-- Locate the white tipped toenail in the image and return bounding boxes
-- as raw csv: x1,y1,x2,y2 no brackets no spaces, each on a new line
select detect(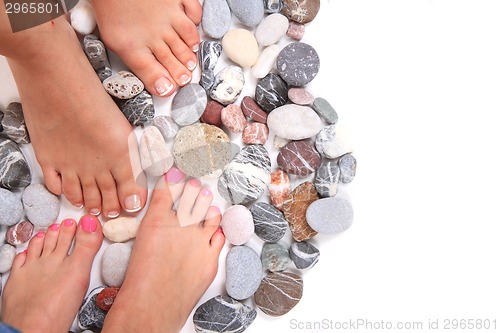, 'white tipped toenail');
89,208,100,216
180,74,191,85
154,77,174,96
75,203,84,209
192,44,199,52
108,211,120,219
187,60,197,71
125,195,142,213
